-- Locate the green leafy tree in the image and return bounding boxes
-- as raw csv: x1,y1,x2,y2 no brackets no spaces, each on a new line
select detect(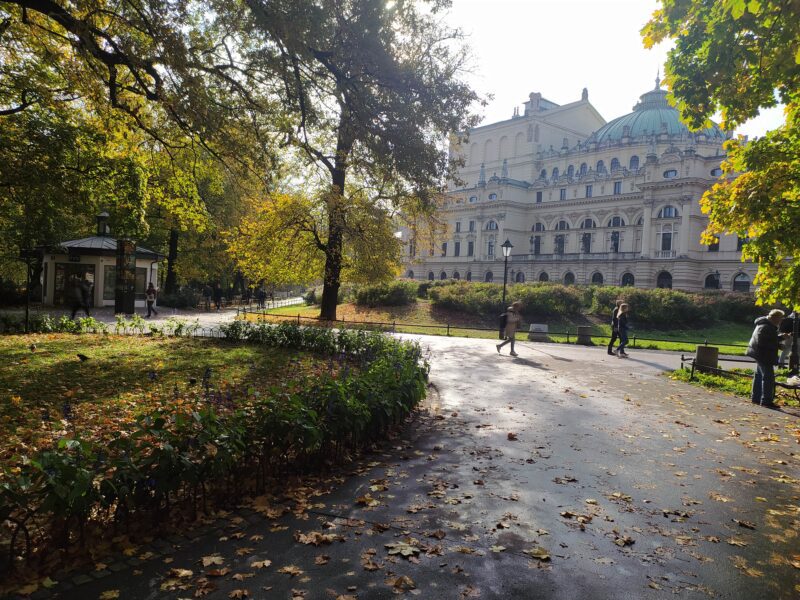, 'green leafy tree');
643,0,800,304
